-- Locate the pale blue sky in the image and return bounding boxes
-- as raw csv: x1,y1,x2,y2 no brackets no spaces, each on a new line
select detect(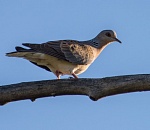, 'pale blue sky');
1,1,150,130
